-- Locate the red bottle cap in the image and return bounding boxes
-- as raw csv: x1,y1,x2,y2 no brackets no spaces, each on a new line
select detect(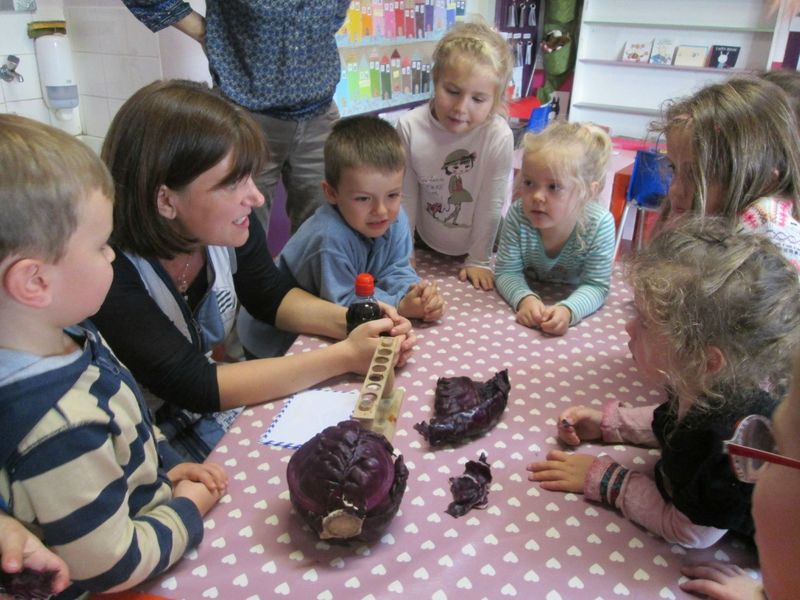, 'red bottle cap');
354,273,375,297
